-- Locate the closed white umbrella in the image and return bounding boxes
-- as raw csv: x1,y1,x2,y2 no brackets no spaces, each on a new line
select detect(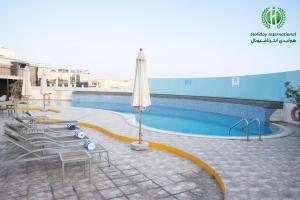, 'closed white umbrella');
40,71,48,111
131,48,151,149
40,71,47,95
22,66,32,110
21,66,32,97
